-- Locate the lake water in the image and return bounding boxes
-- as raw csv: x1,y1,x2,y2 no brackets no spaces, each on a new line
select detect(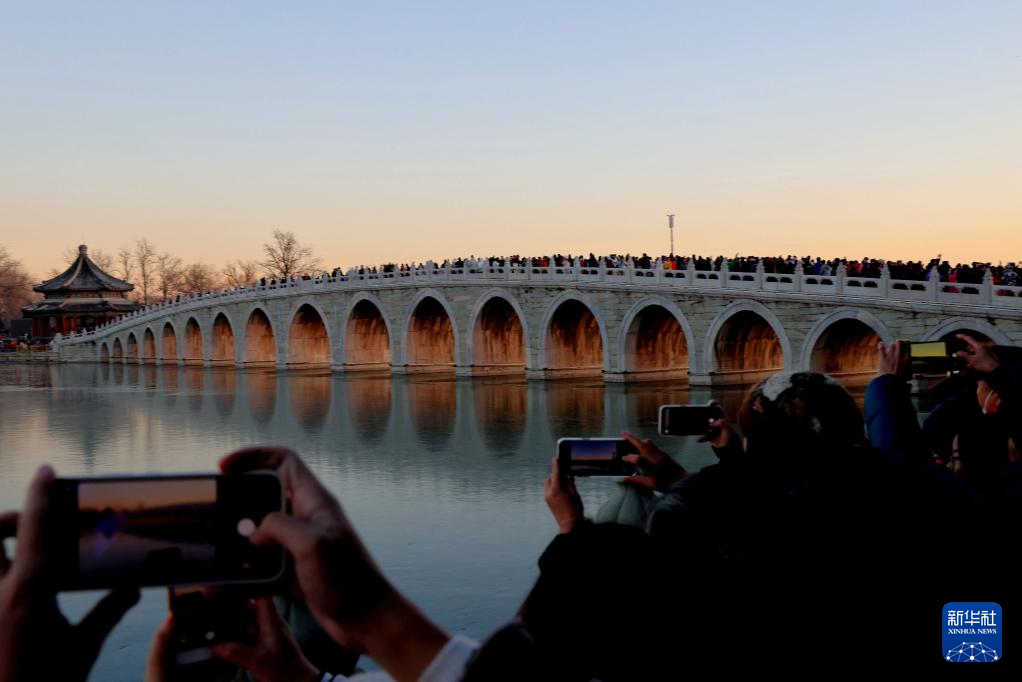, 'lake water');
0,363,807,679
